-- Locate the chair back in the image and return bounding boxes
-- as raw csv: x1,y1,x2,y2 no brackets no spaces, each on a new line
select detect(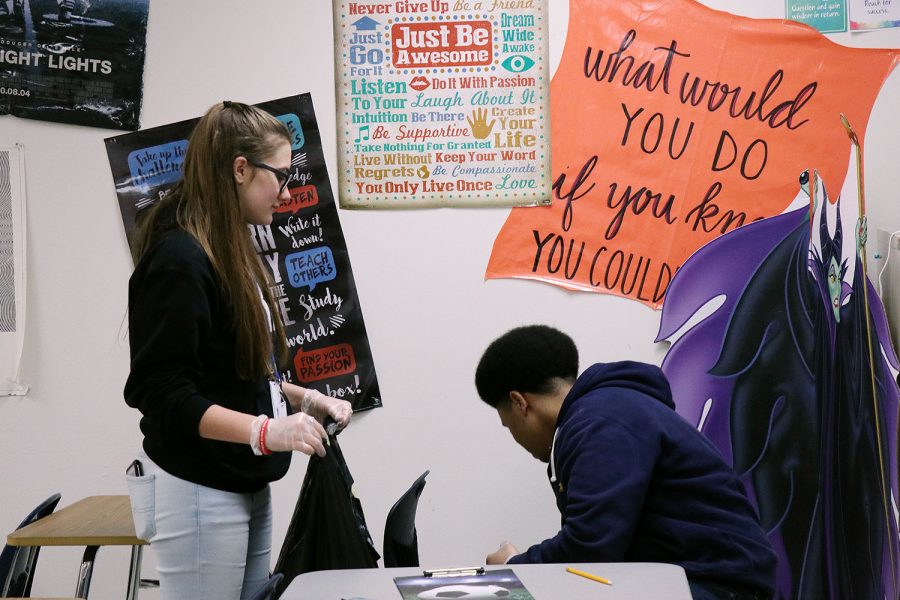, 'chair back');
248,572,284,600
383,470,429,568
0,493,62,596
